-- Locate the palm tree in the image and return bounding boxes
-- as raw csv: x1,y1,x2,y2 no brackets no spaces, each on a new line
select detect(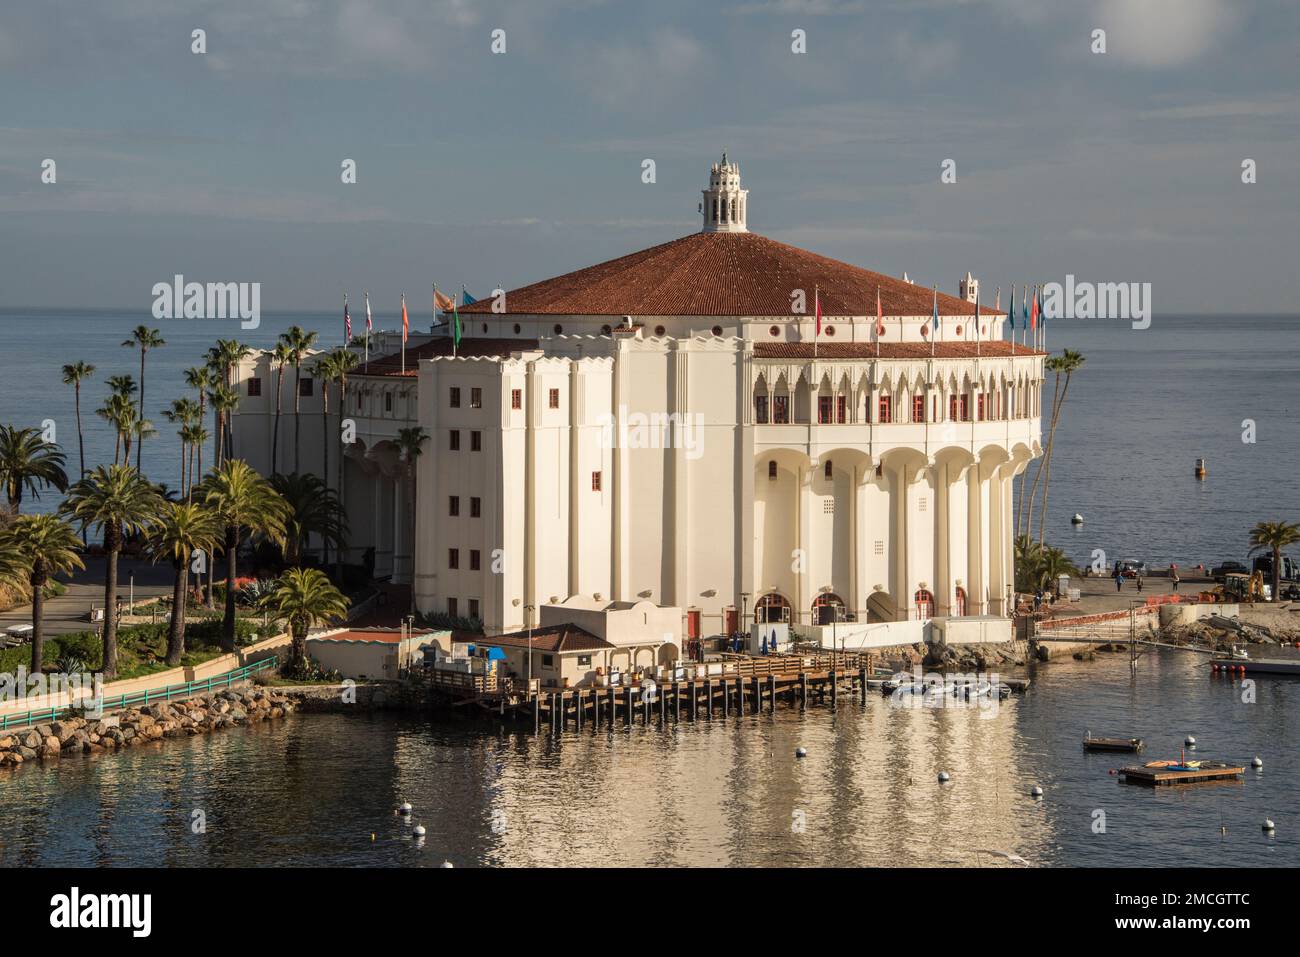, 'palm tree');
196,460,289,651
0,514,84,673
145,501,221,665
326,348,358,577
269,341,293,476
61,465,162,679
0,424,69,512
162,397,201,494
279,326,319,474
208,383,239,467
127,416,157,471
1021,349,1085,543
258,567,349,673
269,472,348,567
1248,521,1300,602
312,351,338,516
1036,546,1079,596
97,391,137,465
394,426,428,613
122,326,165,472
183,366,211,483
180,423,209,498
61,361,95,480
208,339,251,460
1013,534,1045,594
